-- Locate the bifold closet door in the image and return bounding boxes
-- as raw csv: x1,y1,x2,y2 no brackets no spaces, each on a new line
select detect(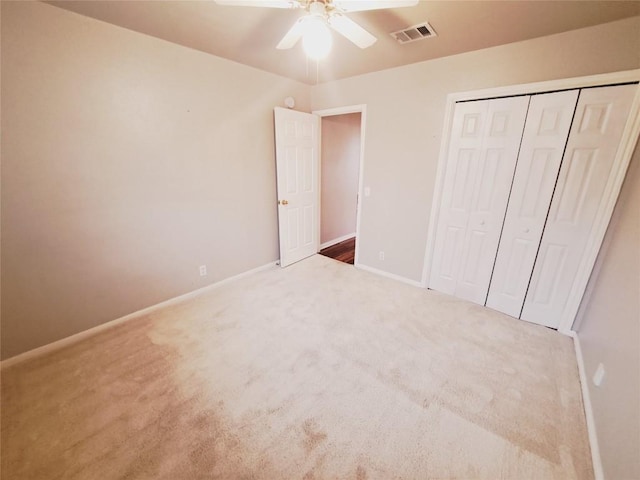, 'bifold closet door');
485,90,579,317
521,83,637,328
429,96,529,304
